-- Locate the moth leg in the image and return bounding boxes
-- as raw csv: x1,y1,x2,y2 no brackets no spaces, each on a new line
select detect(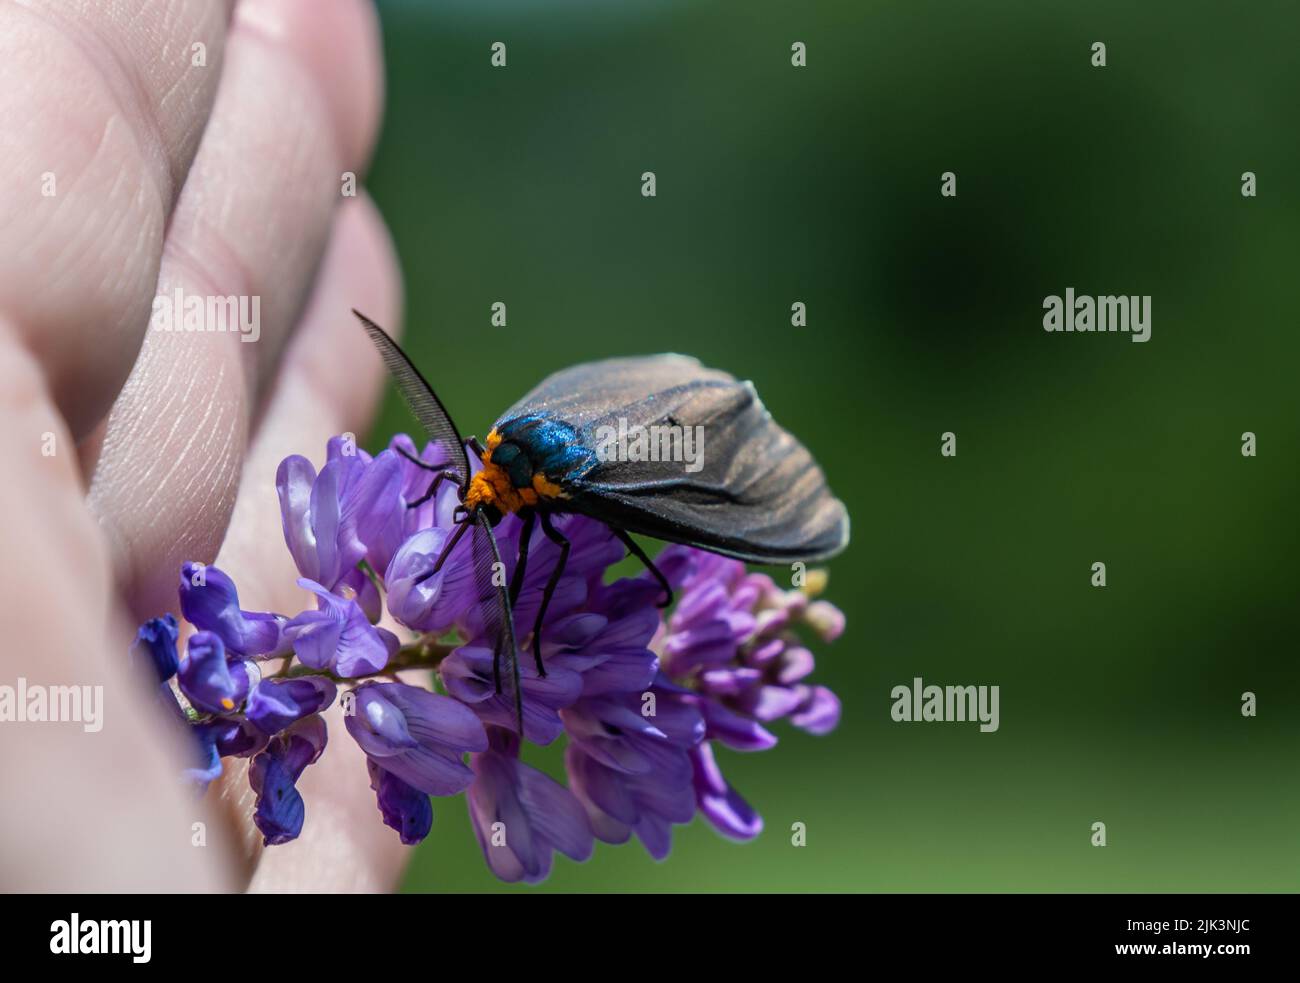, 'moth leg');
407,469,457,509
414,515,472,584
467,435,487,457
508,510,536,609
614,528,673,608
395,445,444,472
532,512,571,677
